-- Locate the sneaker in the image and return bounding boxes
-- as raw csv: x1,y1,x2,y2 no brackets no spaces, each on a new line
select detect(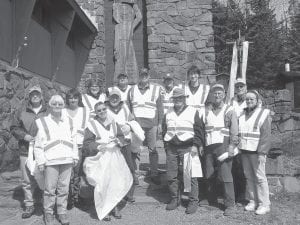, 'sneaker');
103,215,111,221
22,206,35,219
125,196,136,203
44,213,54,225
166,198,180,211
133,175,139,185
223,206,236,216
245,202,256,211
185,201,198,214
58,214,70,225
255,206,270,215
